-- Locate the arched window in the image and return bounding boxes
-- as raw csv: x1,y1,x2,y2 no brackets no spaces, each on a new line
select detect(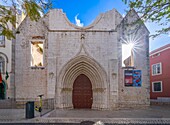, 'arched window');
0,56,5,73
0,25,5,47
